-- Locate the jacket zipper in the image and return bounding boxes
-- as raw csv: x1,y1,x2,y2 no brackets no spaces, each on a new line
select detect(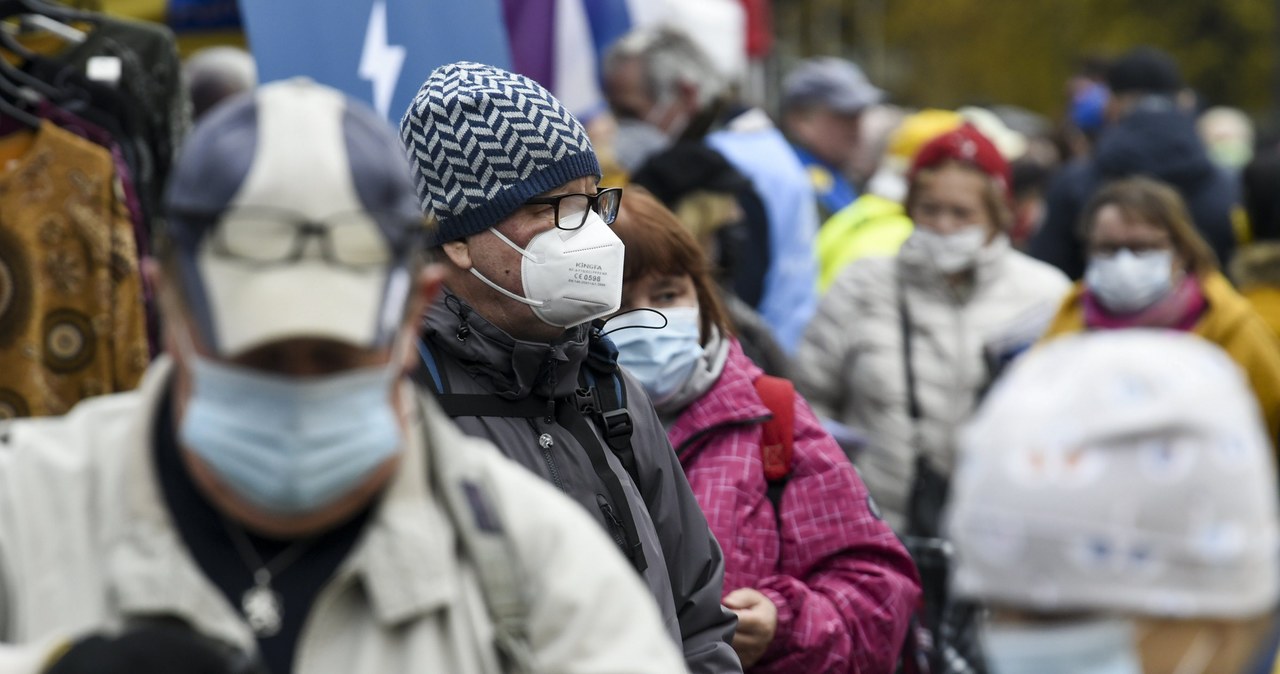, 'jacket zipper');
541,442,565,491
527,418,565,492
596,494,629,551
